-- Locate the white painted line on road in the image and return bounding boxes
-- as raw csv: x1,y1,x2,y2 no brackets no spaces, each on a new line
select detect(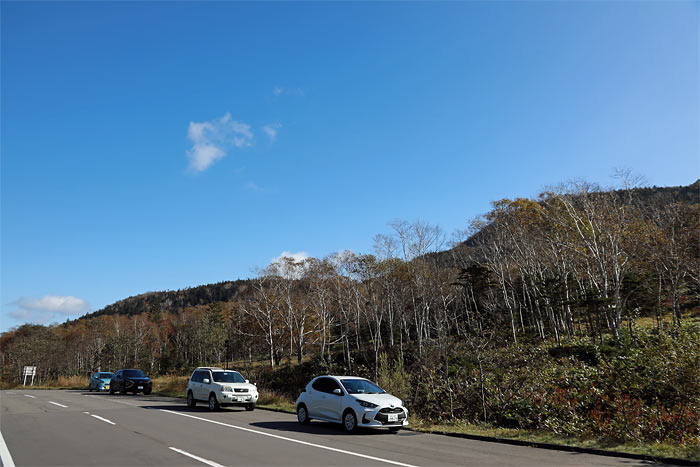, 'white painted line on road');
49,401,68,408
0,429,16,467
23,394,36,399
161,410,417,467
169,447,224,467
86,413,116,425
